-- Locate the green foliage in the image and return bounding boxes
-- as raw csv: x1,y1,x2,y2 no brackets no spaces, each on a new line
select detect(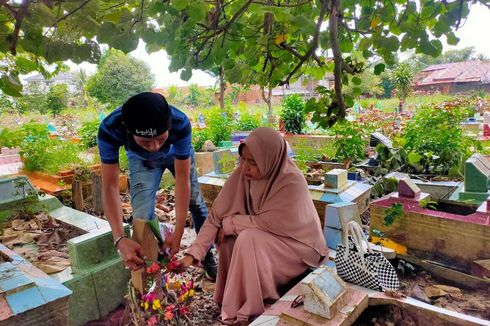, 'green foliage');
420,198,438,210
205,107,234,146
332,121,366,163
119,147,129,172
86,49,154,105
294,139,321,162
2,0,484,127
46,84,68,117
192,128,211,152
390,63,414,102
15,83,47,114
344,68,383,98
281,95,305,134
0,123,48,149
402,100,474,175
79,120,100,149
383,203,404,227
236,112,261,131
217,152,237,174
21,138,83,175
